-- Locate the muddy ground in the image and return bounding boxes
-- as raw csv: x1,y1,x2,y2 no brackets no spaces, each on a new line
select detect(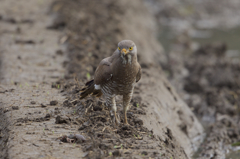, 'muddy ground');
0,0,240,159
0,0,189,158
